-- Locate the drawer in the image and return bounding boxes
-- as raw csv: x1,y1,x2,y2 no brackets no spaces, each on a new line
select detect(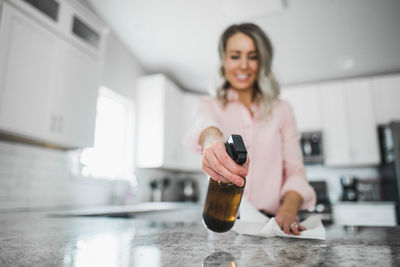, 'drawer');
332,202,396,226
